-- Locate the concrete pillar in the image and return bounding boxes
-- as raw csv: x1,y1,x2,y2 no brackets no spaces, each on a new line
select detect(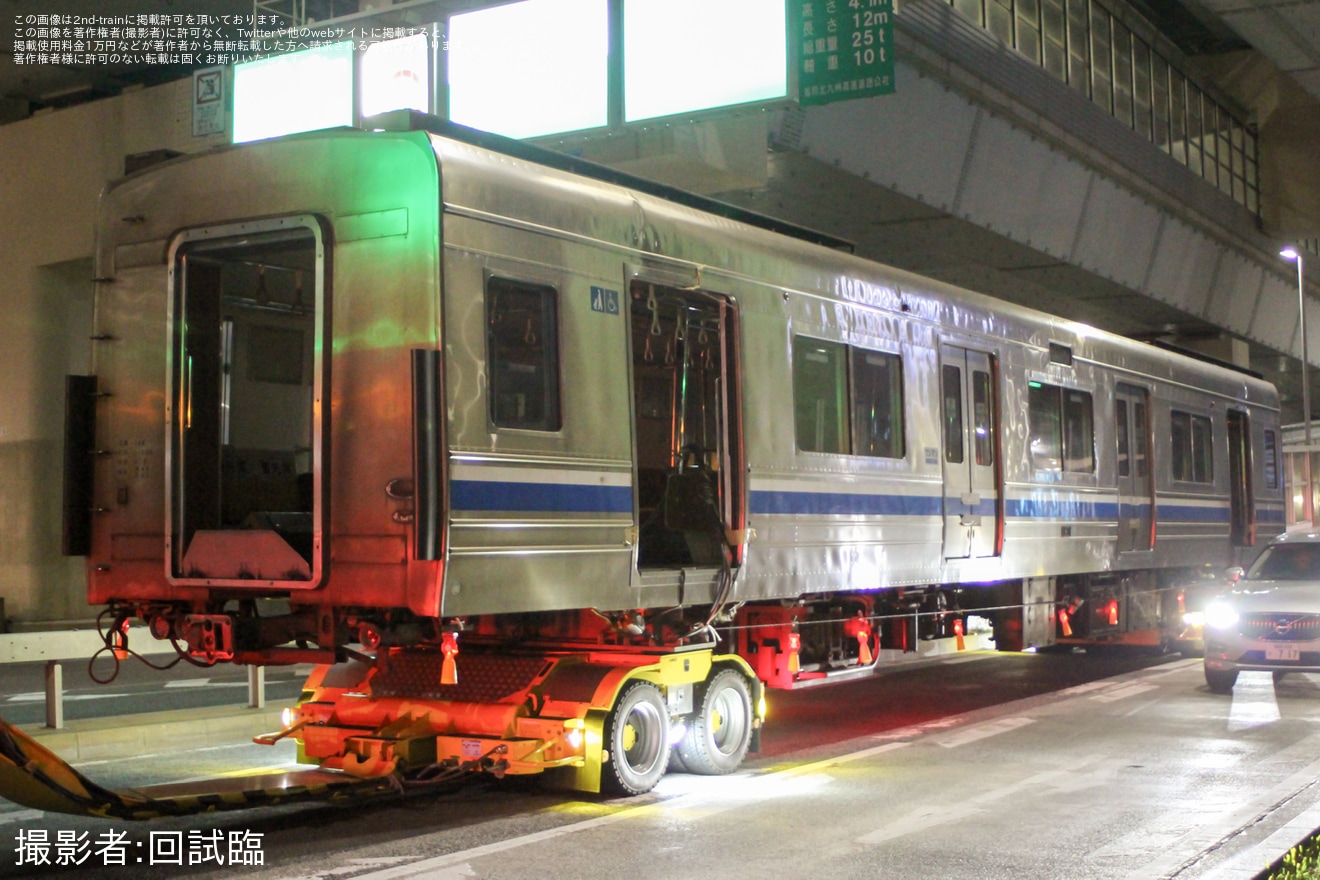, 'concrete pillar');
44,660,63,729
